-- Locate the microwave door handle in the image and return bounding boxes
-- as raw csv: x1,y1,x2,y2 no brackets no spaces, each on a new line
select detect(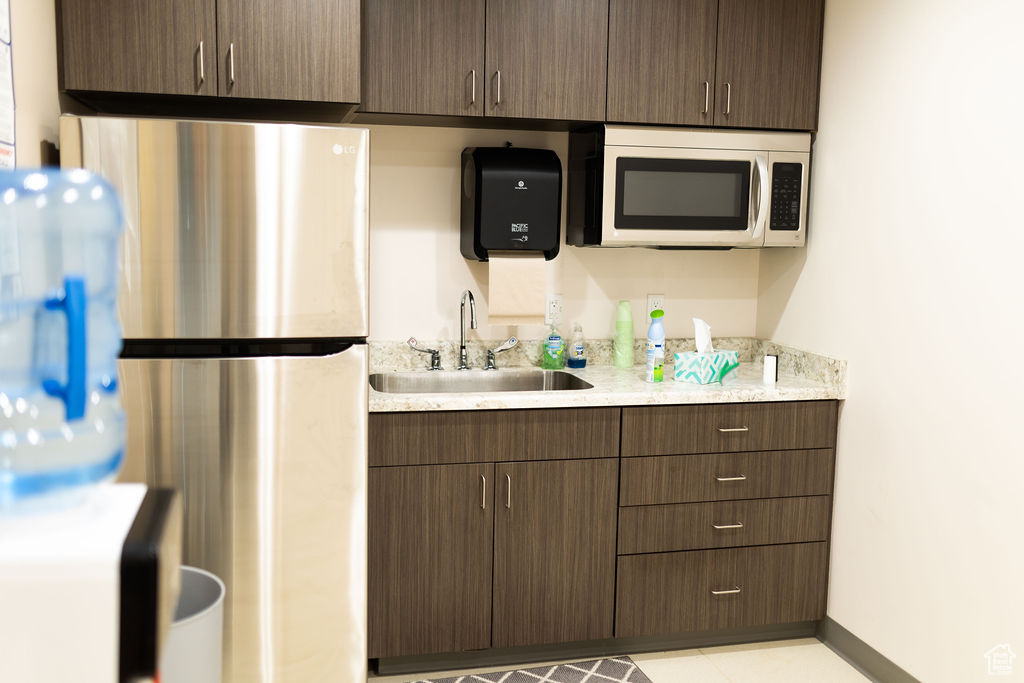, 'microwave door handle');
751,155,770,242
